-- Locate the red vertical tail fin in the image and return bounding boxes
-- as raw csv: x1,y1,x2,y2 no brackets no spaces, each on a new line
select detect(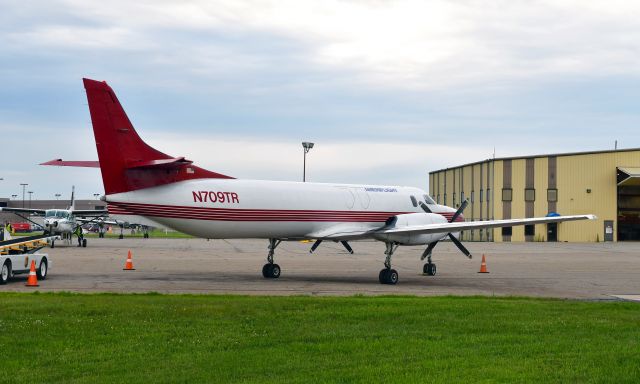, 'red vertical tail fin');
83,78,233,195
